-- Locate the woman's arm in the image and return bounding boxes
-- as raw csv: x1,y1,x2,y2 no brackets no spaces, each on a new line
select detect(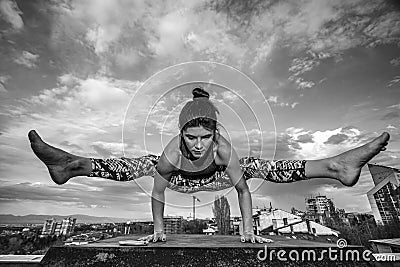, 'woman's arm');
151,158,171,241
139,137,180,243
217,137,271,243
